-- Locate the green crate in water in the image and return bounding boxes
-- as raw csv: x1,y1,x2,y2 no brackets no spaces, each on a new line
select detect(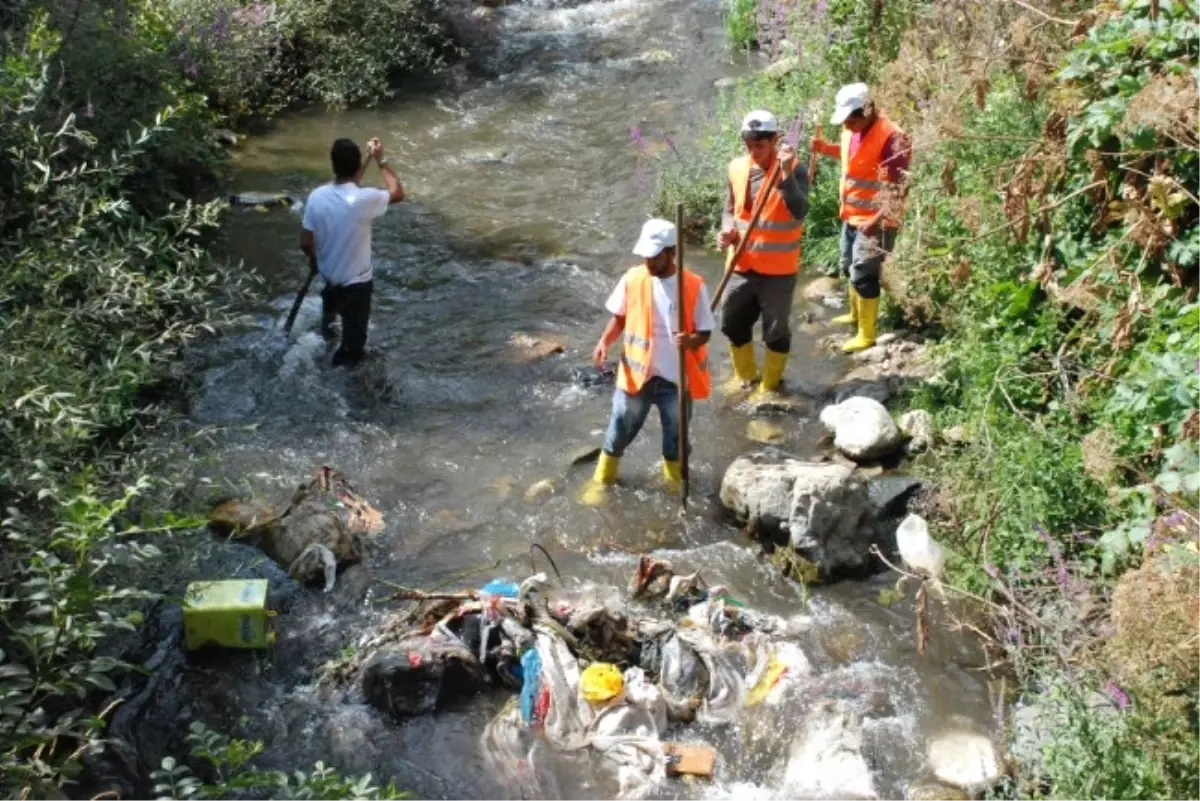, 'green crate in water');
183,579,276,651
